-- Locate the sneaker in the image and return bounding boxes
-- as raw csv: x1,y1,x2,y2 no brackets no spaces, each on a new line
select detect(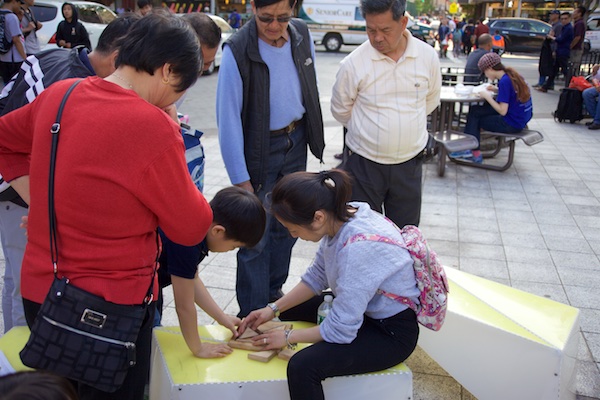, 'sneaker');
588,123,600,130
532,84,541,89
586,121,594,126
449,150,472,158
472,154,483,164
333,153,343,160
535,86,548,93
